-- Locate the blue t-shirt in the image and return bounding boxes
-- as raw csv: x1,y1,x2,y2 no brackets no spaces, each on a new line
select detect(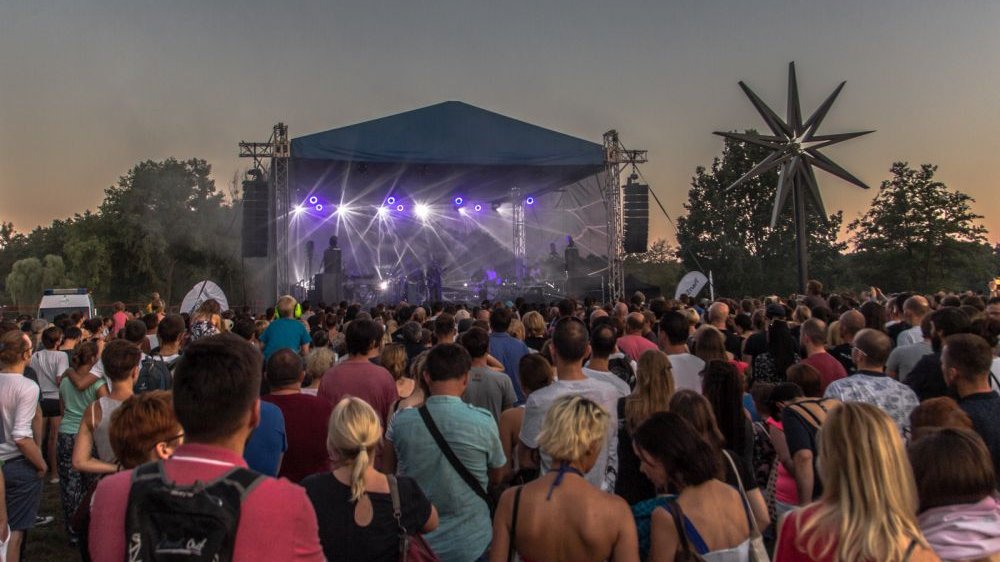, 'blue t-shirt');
387,396,506,562
260,318,312,361
489,332,530,403
244,401,287,476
